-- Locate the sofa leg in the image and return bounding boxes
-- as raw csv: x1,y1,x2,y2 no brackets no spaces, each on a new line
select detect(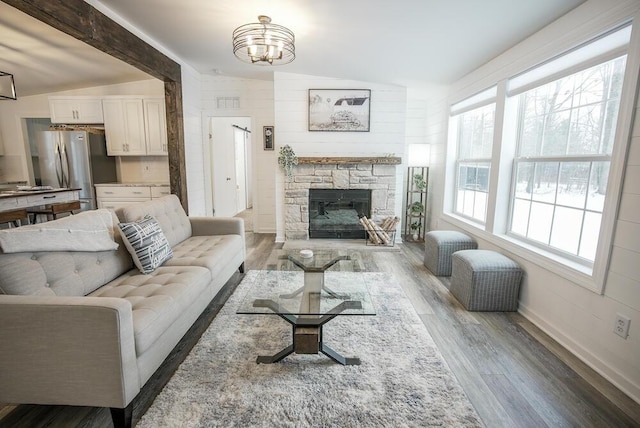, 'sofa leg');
110,404,133,428
239,262,245,273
